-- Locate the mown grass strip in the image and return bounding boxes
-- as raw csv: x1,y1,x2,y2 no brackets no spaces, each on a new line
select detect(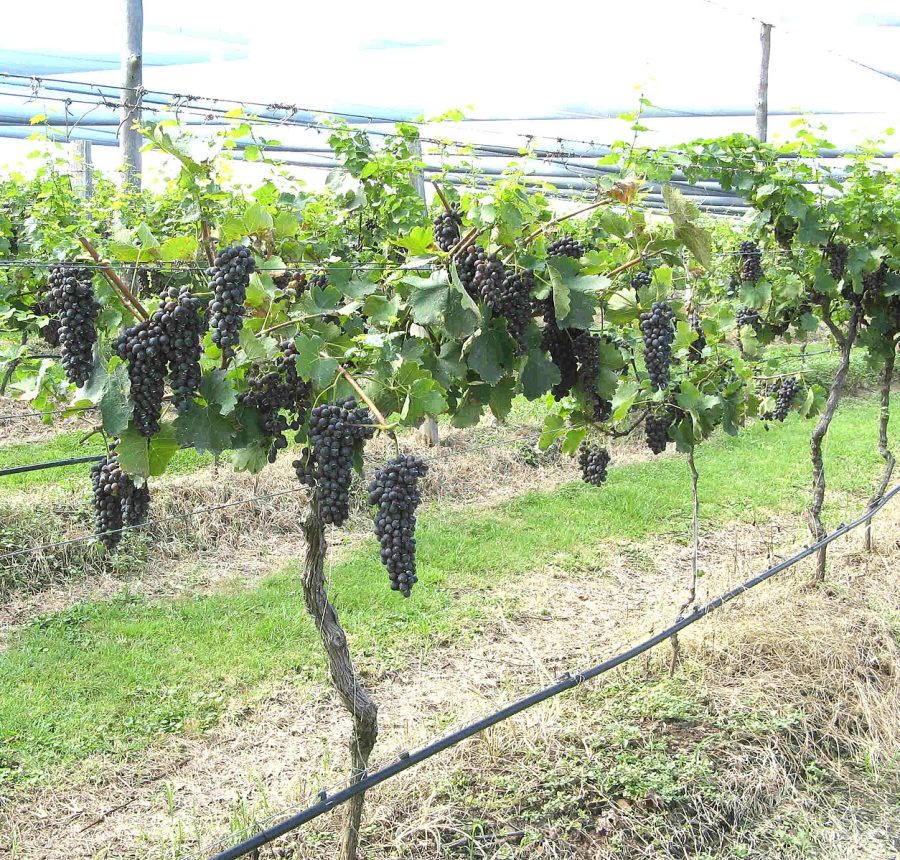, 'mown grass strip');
0,395,895,790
